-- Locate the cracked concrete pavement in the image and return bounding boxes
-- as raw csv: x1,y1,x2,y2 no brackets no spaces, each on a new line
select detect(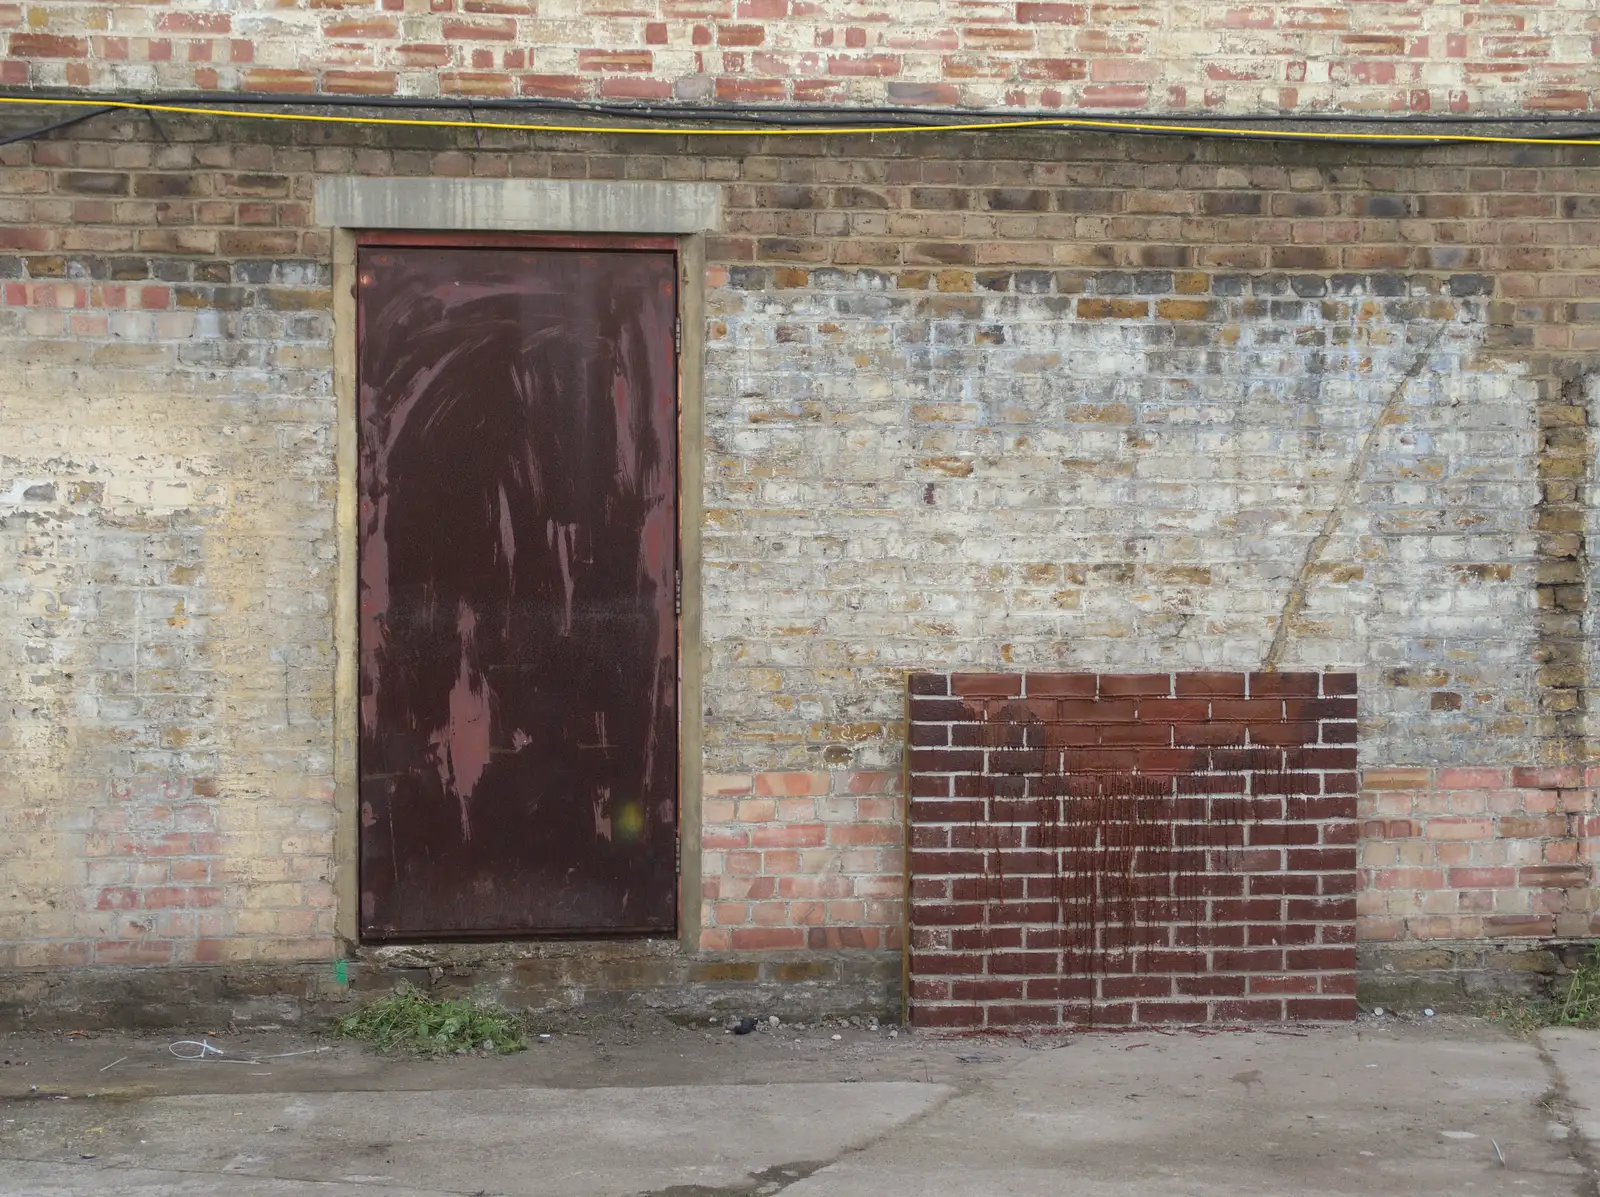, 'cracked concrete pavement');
0,1014,1596,1196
